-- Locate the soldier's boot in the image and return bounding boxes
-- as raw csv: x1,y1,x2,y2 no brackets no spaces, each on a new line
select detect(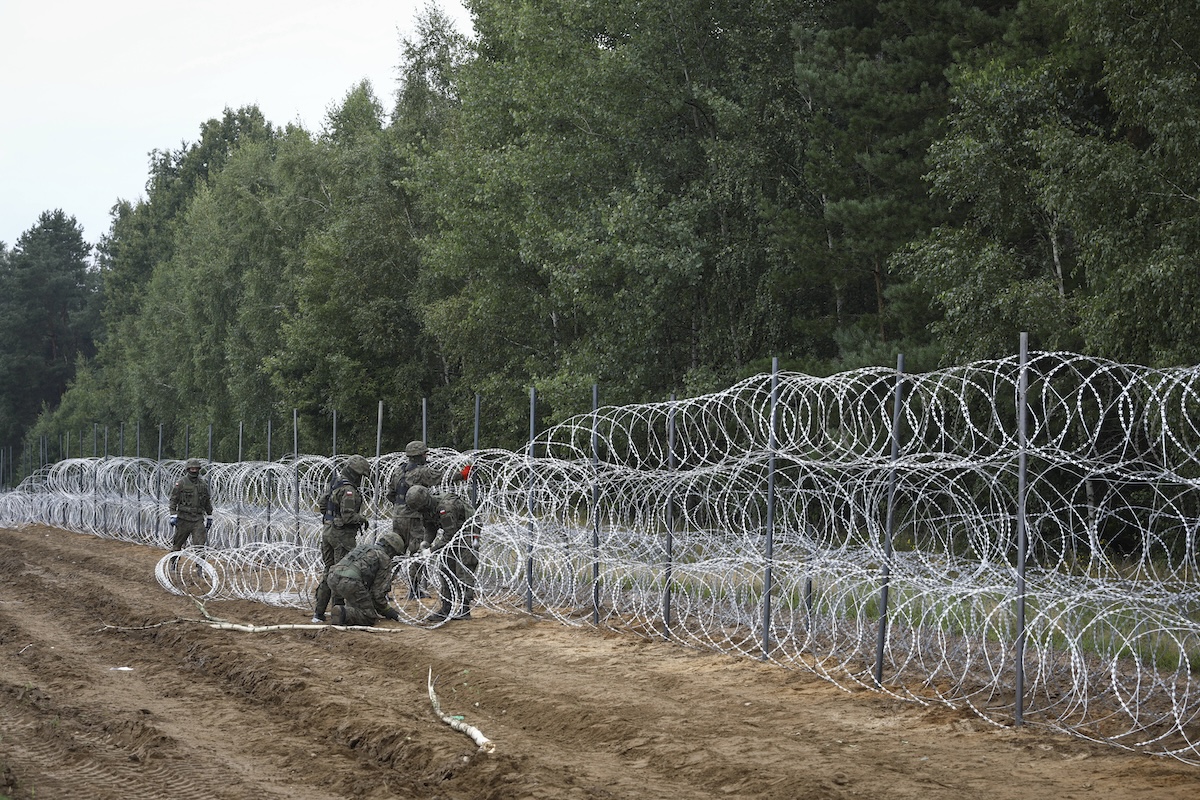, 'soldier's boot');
427,601,451,623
